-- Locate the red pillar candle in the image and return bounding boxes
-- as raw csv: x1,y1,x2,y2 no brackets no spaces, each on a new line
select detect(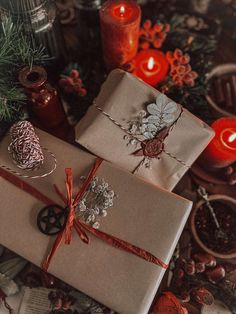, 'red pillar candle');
133,49,169,86
100,0,141,70
200,118,236,168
